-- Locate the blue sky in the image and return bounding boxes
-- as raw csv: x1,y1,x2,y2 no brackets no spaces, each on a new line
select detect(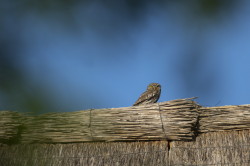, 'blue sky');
1,1,250,112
